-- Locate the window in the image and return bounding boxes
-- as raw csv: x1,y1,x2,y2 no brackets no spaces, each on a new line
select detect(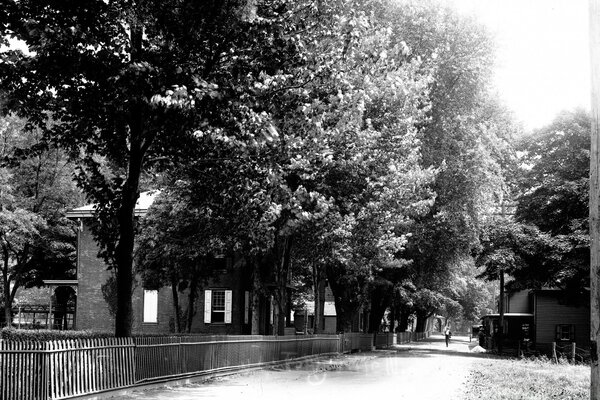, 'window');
555,324,575,342
204,290,232,324
143,290,158,323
